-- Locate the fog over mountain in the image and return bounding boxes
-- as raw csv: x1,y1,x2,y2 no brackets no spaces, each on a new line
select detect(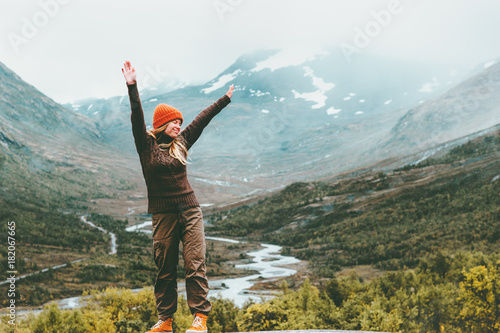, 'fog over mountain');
1,45,499,209
2,1,500,103
385,60,500,152
57,49,500,204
